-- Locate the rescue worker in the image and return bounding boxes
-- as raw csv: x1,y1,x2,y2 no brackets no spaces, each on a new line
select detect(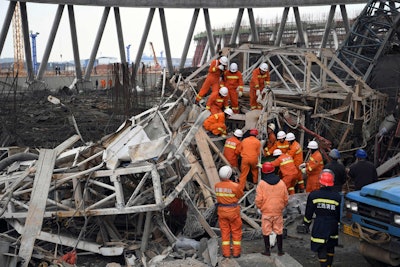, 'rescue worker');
215,165,244,258
300,140,324,193
237,128,261,190
324,149,346,192
271,149,298,195
286,132,305,192
249,63,270,110
302,169,341,267
265,130,289,156
223,129,243,168
223,63,244,114
347,149,377,190
203,108,233,137
263,123,277,159
196,56,228,103
205,87,230,115
255,162,288,256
